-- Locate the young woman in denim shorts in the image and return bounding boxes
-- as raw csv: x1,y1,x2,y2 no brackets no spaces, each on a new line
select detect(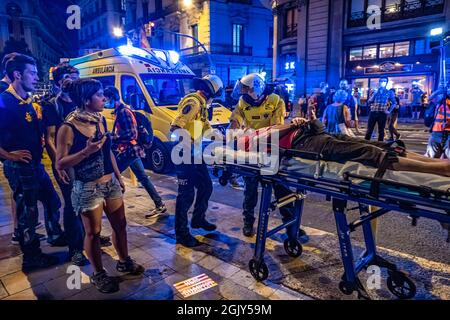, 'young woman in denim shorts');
56,78,144,293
